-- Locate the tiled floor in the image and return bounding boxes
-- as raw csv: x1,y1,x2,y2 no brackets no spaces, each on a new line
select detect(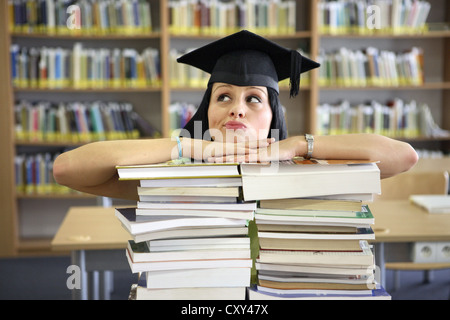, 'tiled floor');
0,256,448,300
